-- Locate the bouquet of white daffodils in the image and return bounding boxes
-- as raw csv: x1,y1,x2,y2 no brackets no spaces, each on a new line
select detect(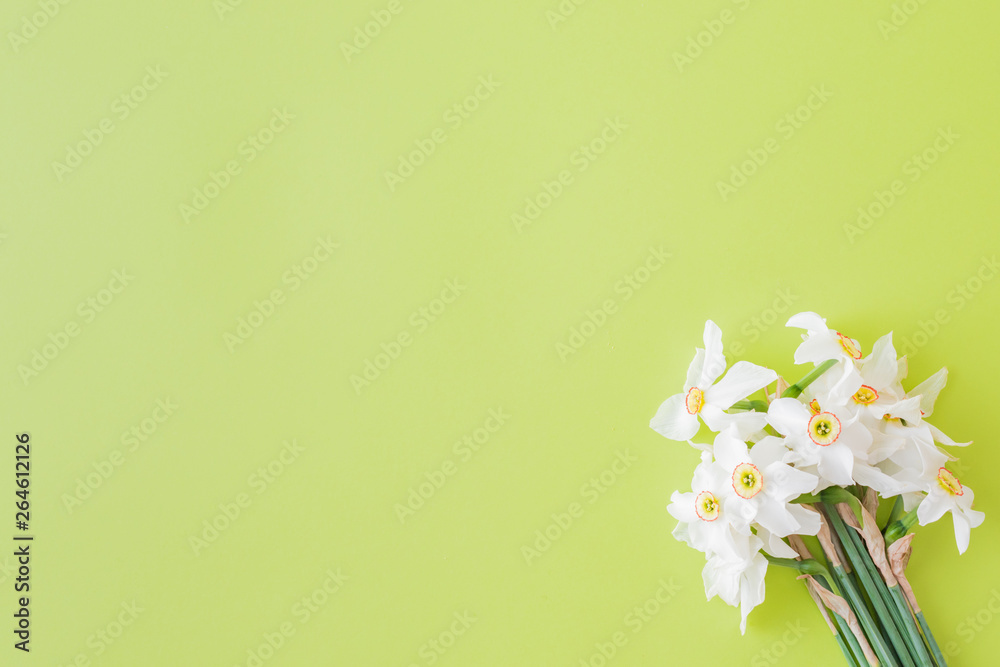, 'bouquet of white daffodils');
651,312,984,667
